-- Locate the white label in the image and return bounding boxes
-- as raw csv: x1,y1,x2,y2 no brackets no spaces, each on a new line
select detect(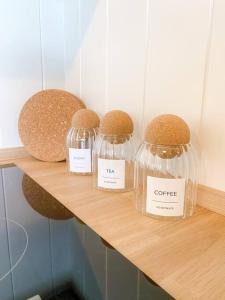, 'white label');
69,148,91,173
98,158,125,189
146,177,185,217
